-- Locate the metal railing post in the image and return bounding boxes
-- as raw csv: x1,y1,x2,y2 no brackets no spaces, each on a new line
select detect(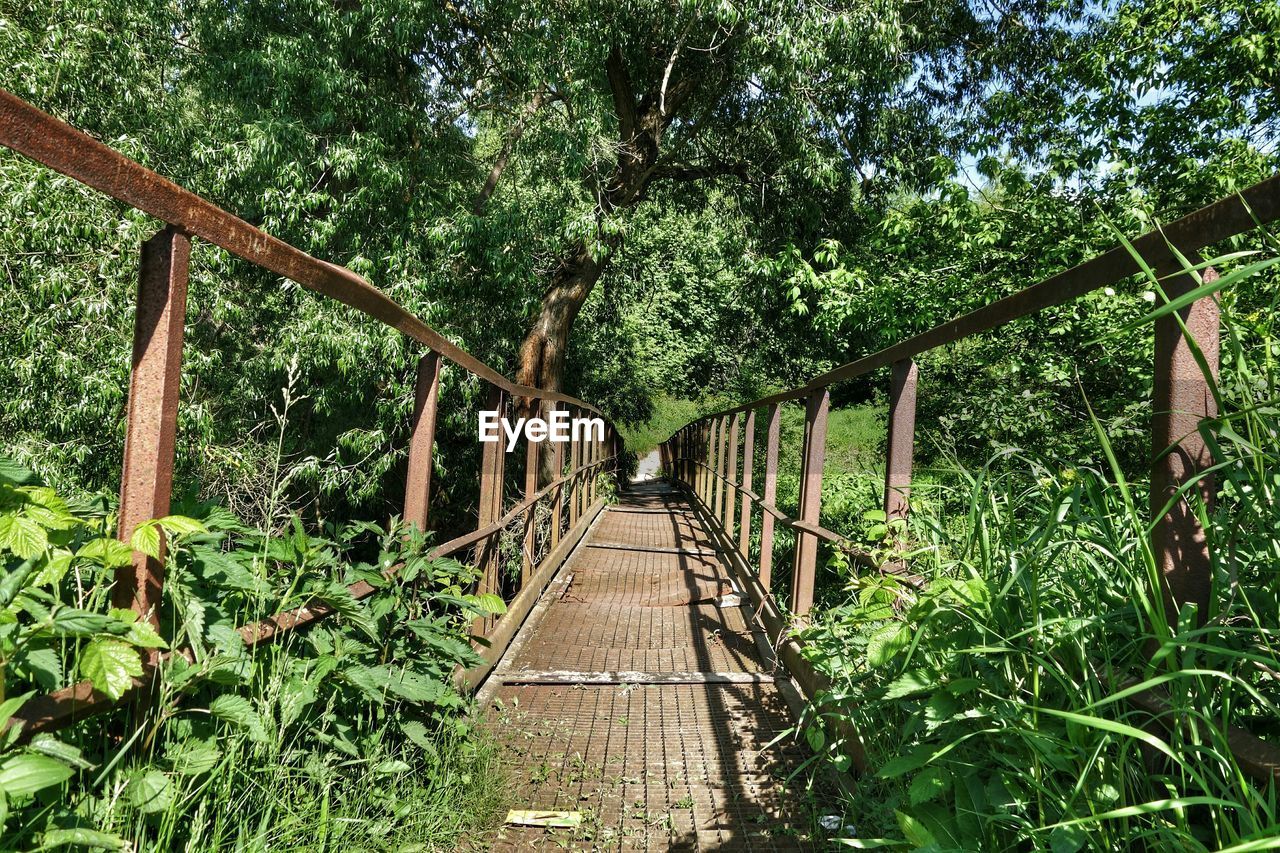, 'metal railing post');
758,404,782,588
723,414,740,537
404,351,442,533
713,417,727,519
549,404,564,550
475,384,508,633
791,390,830,619
521,398,541,586
116,226,190,628
1151,261,1219,626
884,359,918,526
737,410,756,559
